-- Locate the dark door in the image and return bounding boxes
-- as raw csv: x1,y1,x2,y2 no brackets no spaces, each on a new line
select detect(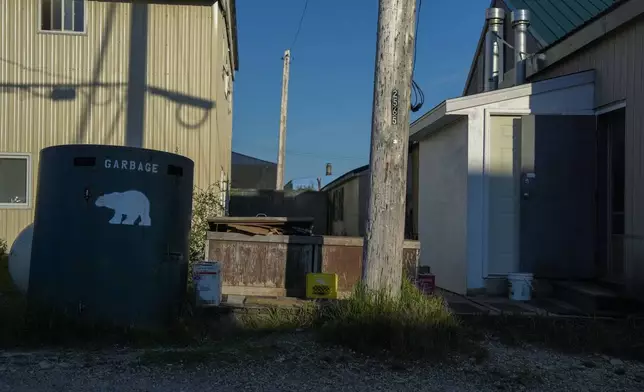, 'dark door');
596,107,626,283
519,115,597,278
